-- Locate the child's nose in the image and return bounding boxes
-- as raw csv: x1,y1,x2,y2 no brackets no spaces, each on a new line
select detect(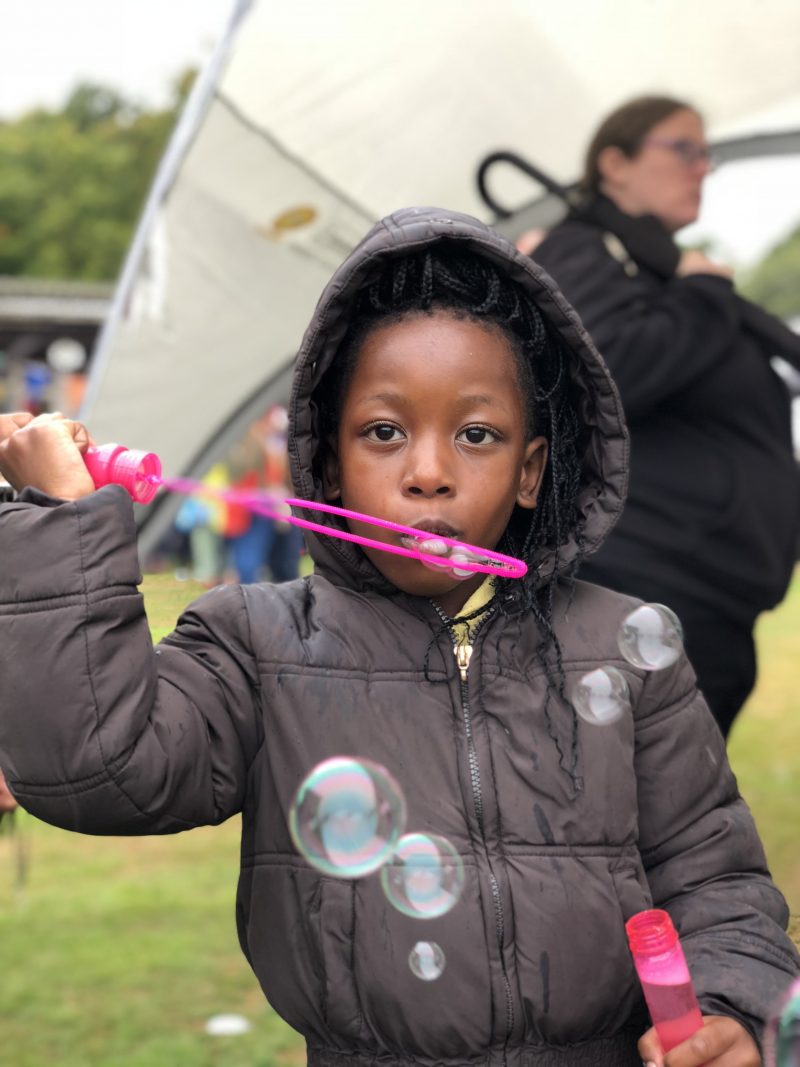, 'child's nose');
402,443,454,497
